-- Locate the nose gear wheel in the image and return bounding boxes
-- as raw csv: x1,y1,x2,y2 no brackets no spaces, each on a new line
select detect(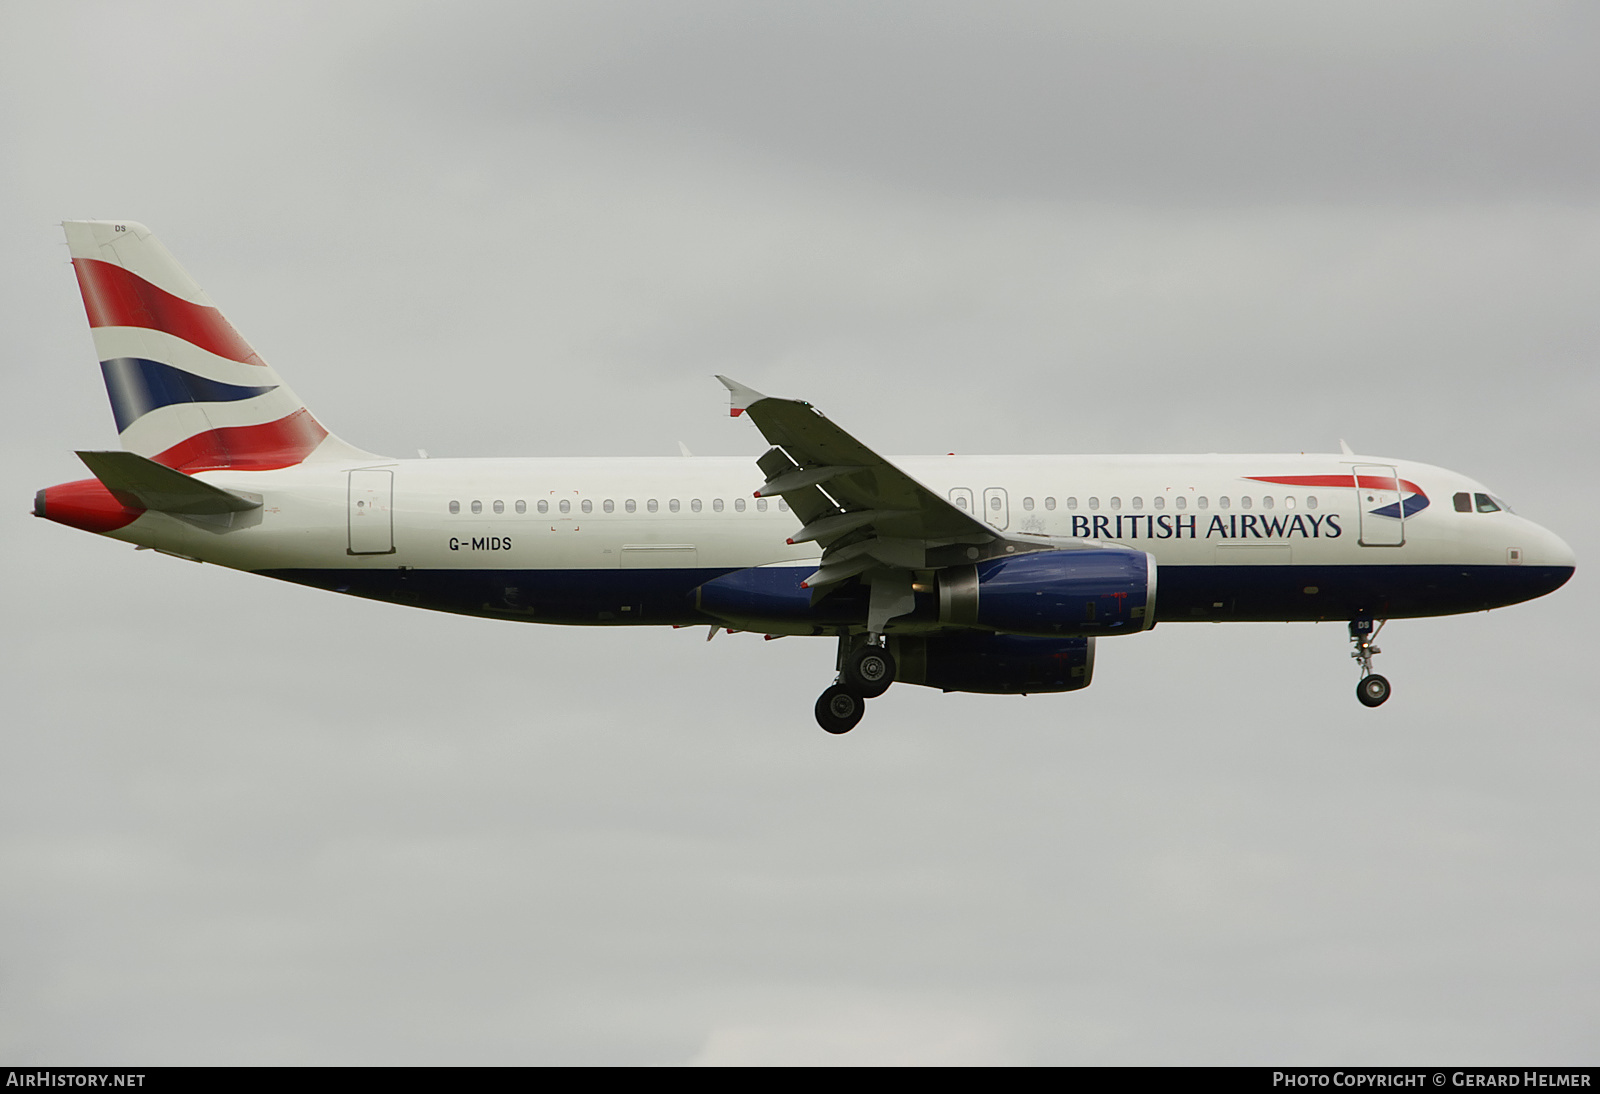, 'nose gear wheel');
1357,674,1392,707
